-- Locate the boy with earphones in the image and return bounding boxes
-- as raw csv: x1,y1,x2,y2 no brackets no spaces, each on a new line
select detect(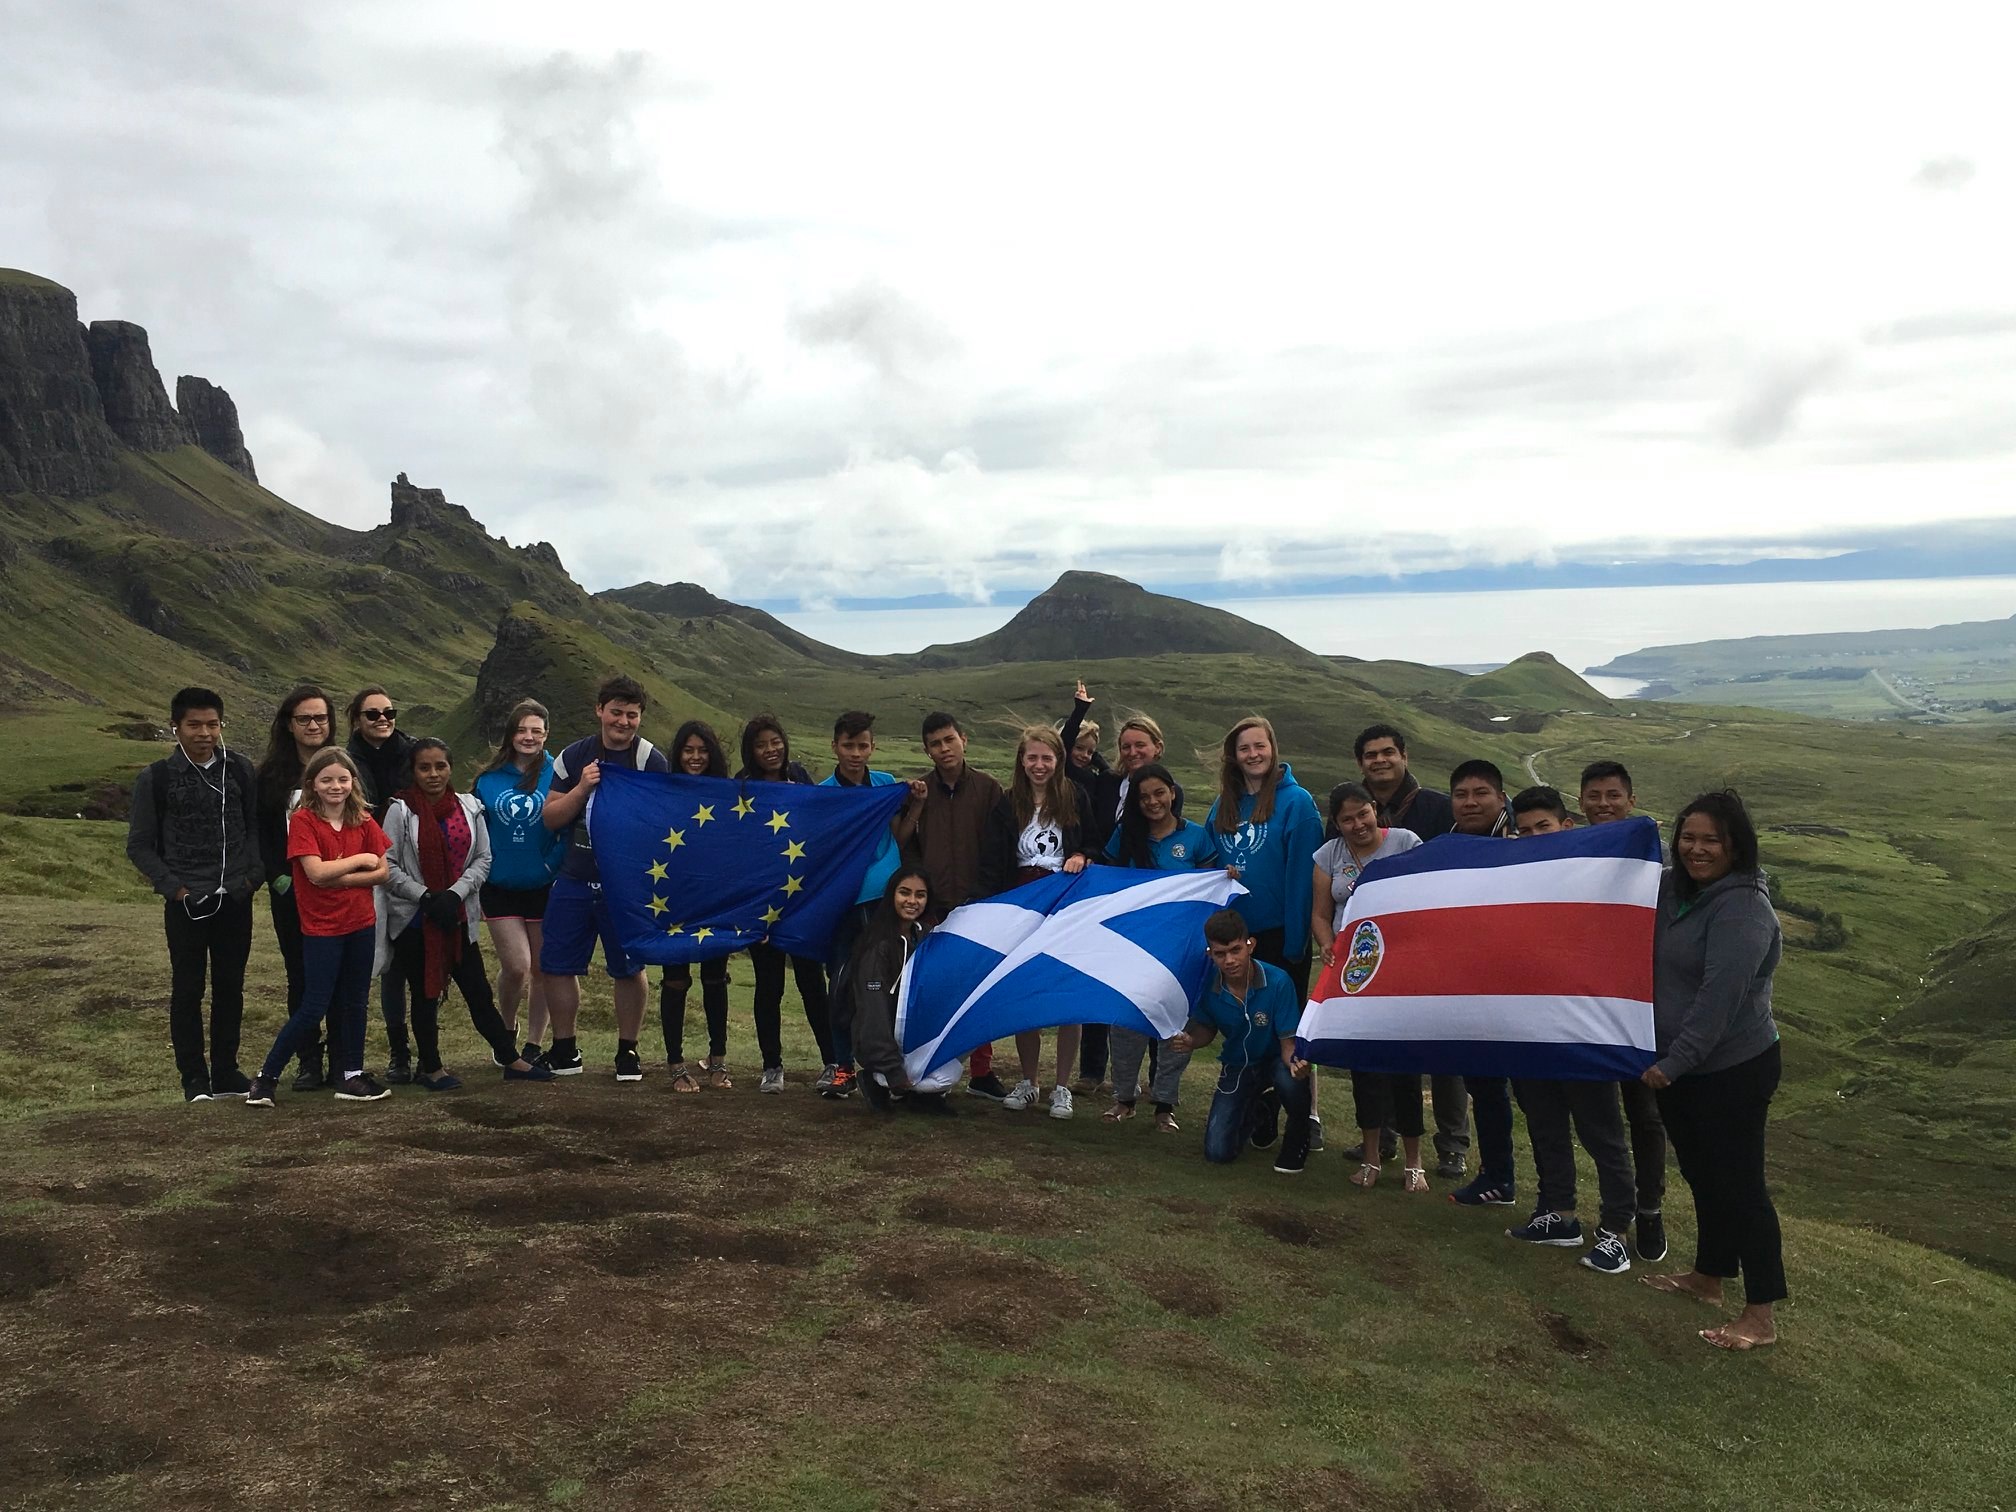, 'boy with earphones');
126,687,265,1103
1166,908,1314,1175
